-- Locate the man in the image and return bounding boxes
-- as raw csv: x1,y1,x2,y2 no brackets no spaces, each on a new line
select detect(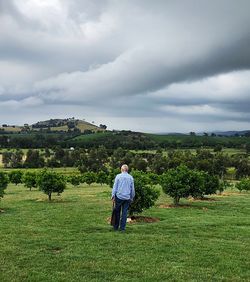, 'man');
111,164,135,232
